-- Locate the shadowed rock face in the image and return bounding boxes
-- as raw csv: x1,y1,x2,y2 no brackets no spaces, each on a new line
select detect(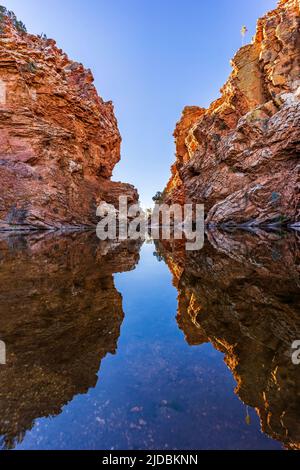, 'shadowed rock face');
156,230,300,449
0,9,138,230
163,0,300,227
0,232,141,449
